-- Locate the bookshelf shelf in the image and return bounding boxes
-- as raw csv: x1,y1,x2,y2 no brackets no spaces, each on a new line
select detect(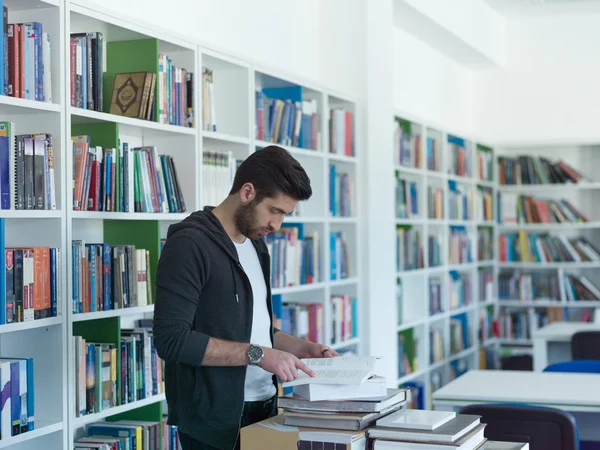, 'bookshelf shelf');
70,107,197,136
271,282,327,296
393,111,499,409
0,210,63,219
495,143,600,357
71,305,155,322
202,131,250,145
0,96,61,113
0,421,63,449
72,394,166,428
70,211,191,221
0,316,62,334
